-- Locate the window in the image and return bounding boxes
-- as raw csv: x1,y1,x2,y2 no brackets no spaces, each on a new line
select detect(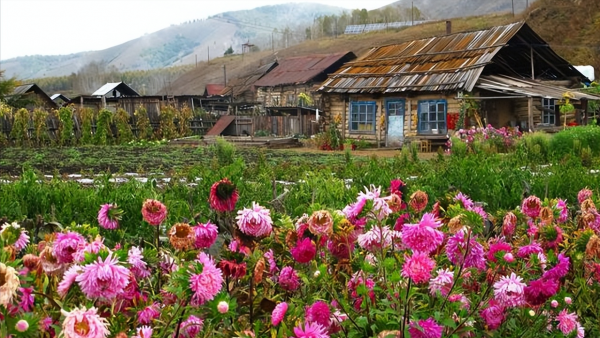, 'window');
418,100,446,134
542,98,556,125
387,100,405,116
350,101,377,132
